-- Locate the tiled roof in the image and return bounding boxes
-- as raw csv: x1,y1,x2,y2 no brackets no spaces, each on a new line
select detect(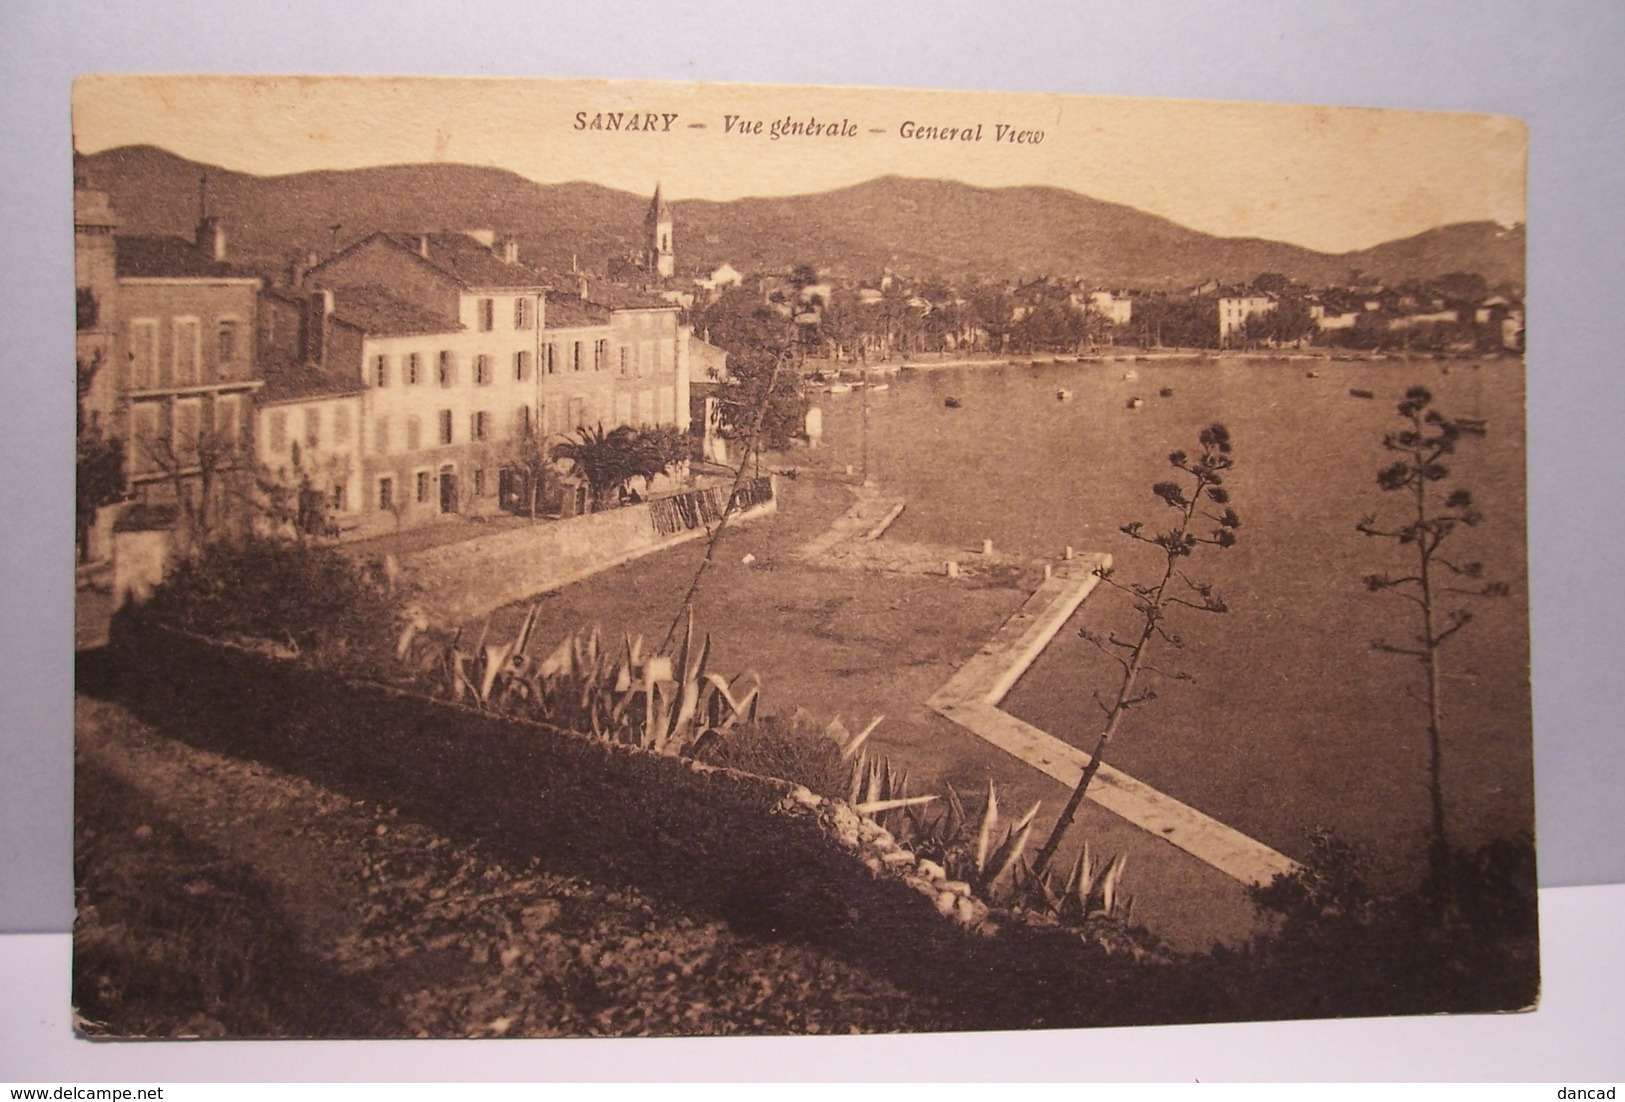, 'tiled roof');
388,233,549,291
330,285,460,337
544,295,612,328
582,281,678,311
115,236,258,280
258,355,367,404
